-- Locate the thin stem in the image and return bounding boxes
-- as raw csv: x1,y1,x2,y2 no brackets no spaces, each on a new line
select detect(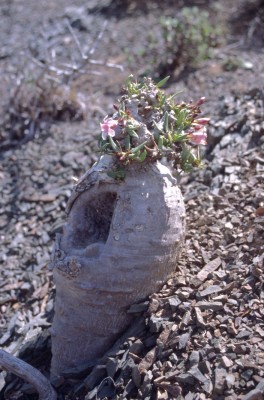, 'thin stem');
87,20,108,56
66,19,86,59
